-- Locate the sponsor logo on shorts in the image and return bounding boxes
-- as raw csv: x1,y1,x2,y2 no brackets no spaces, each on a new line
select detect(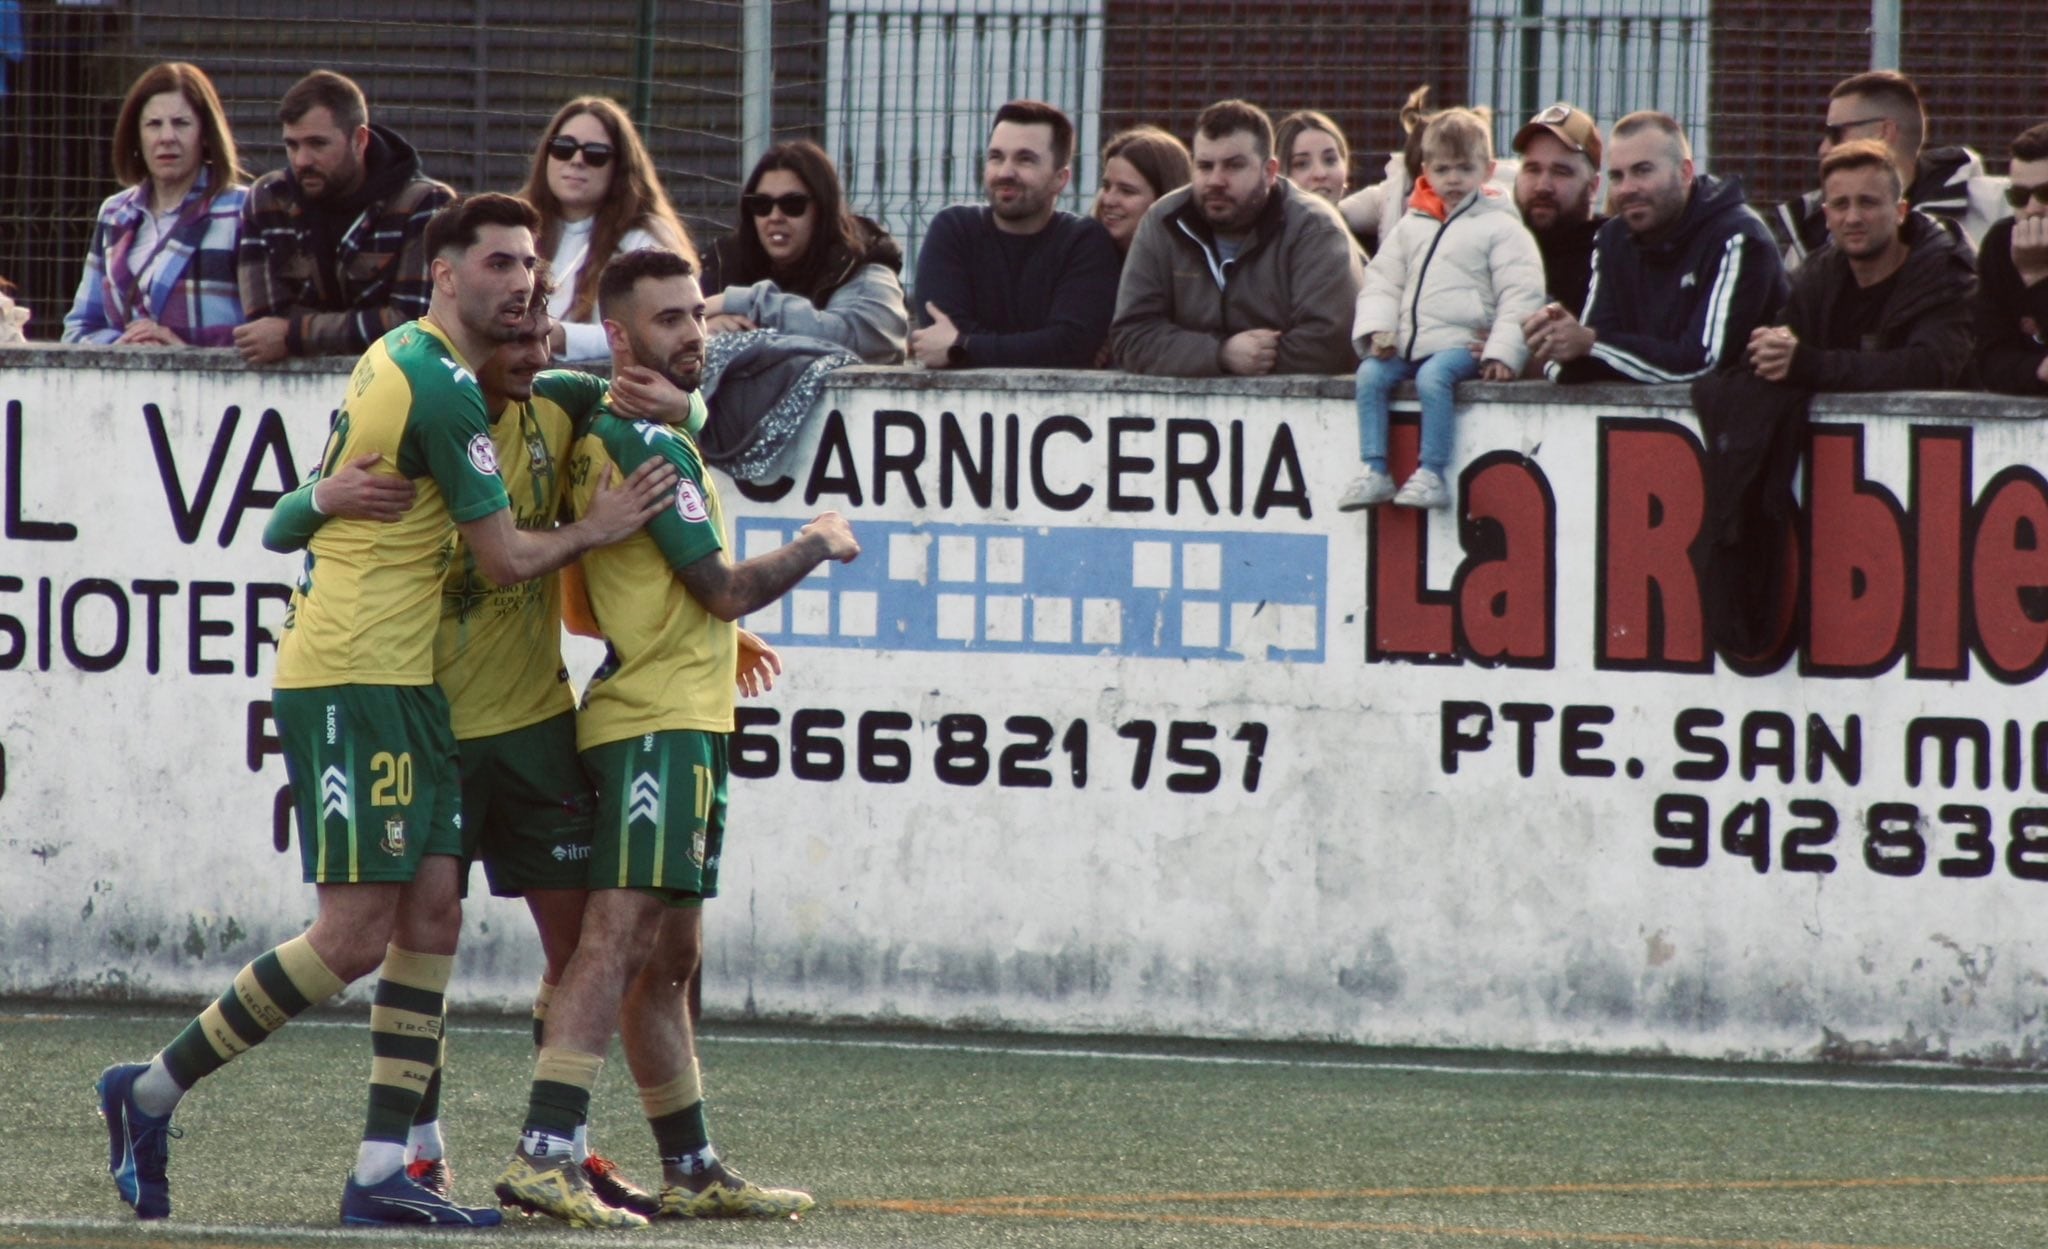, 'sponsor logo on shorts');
324,702,338,745
380,815,407,857
550,844,592,862
628,774,661,826
467,433,499,475
675,480,709,523
320,767,349,820
690,826,707,867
